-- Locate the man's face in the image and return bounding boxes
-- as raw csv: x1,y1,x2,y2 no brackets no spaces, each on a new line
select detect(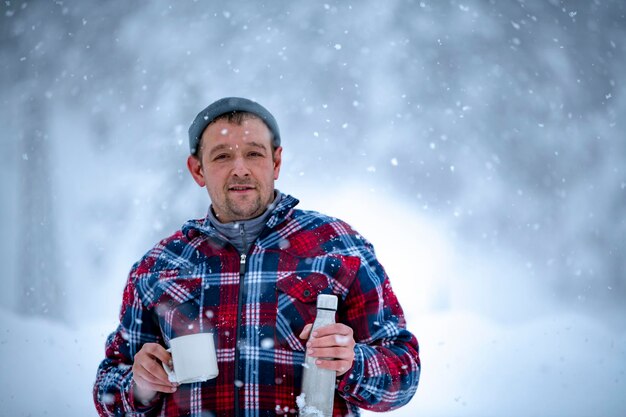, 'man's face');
187,117,282,223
